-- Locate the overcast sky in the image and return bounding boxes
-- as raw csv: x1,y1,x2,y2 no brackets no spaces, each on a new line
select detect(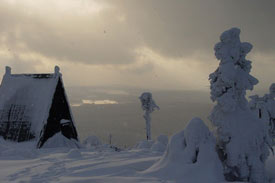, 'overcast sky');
0,0,275,93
